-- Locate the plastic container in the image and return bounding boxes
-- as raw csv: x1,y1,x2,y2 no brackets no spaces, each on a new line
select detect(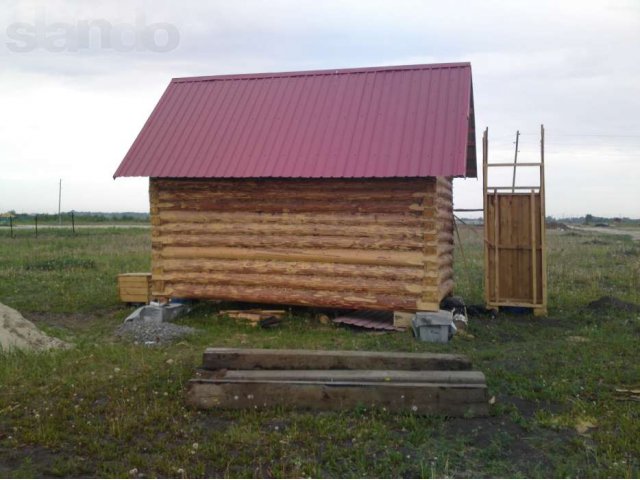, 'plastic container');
411,310,455,343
